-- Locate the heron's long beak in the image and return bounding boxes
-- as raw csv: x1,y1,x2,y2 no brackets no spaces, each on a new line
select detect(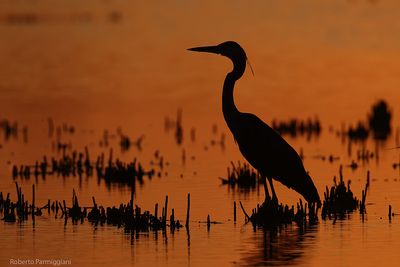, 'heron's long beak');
187,45,220,54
